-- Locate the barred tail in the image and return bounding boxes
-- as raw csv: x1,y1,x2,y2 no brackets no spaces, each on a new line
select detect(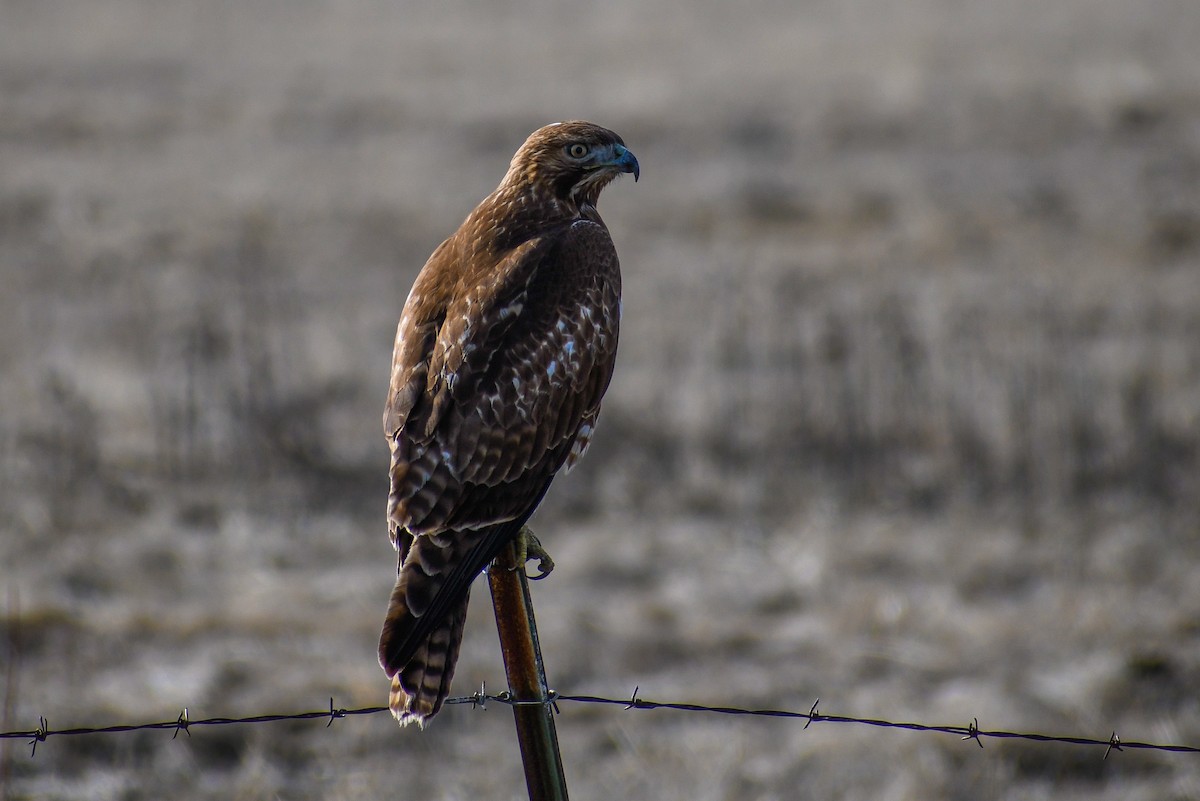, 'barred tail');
378,516,540,727
386,592,469,727
378,525,493,728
